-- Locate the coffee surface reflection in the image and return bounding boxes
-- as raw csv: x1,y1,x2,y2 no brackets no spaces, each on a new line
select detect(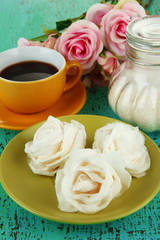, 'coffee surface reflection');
0,61,58,81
